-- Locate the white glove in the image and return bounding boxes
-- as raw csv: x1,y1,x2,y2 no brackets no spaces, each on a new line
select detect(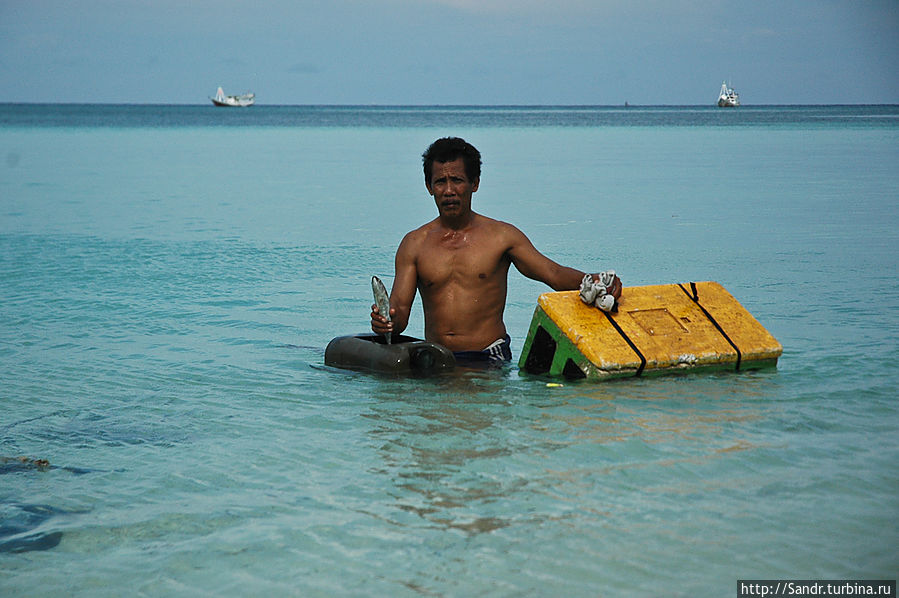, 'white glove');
579,270,617,312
